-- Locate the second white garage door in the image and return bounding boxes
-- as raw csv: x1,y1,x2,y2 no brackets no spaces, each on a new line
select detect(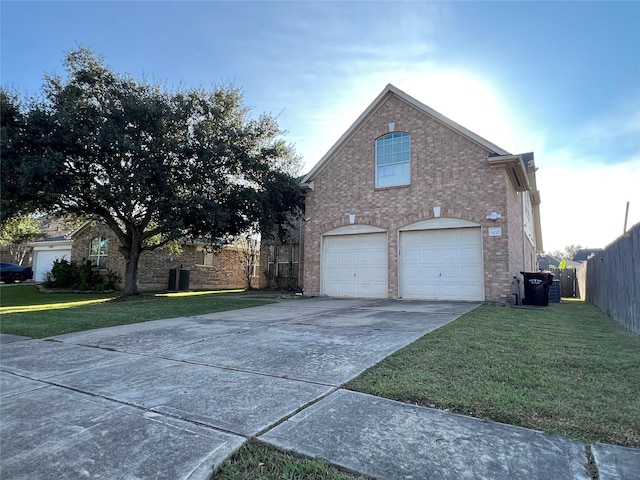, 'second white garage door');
322,233,387,297
399,227,484,301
